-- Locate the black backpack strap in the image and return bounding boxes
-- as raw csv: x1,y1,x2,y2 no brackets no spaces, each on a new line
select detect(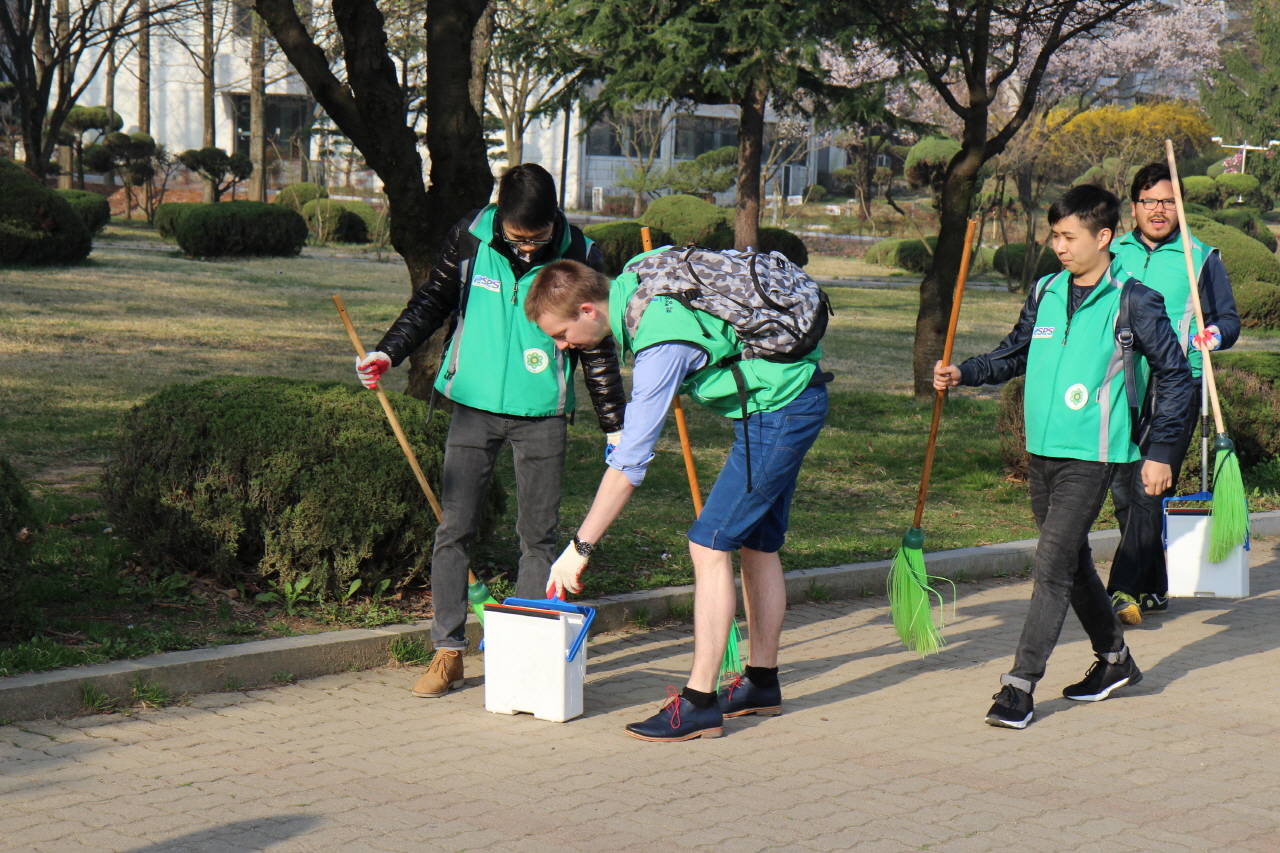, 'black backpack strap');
1115,278,1142,444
